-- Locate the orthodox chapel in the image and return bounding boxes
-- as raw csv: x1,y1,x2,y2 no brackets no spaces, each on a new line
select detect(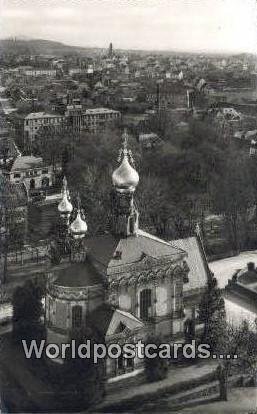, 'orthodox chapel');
45,131,210,378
